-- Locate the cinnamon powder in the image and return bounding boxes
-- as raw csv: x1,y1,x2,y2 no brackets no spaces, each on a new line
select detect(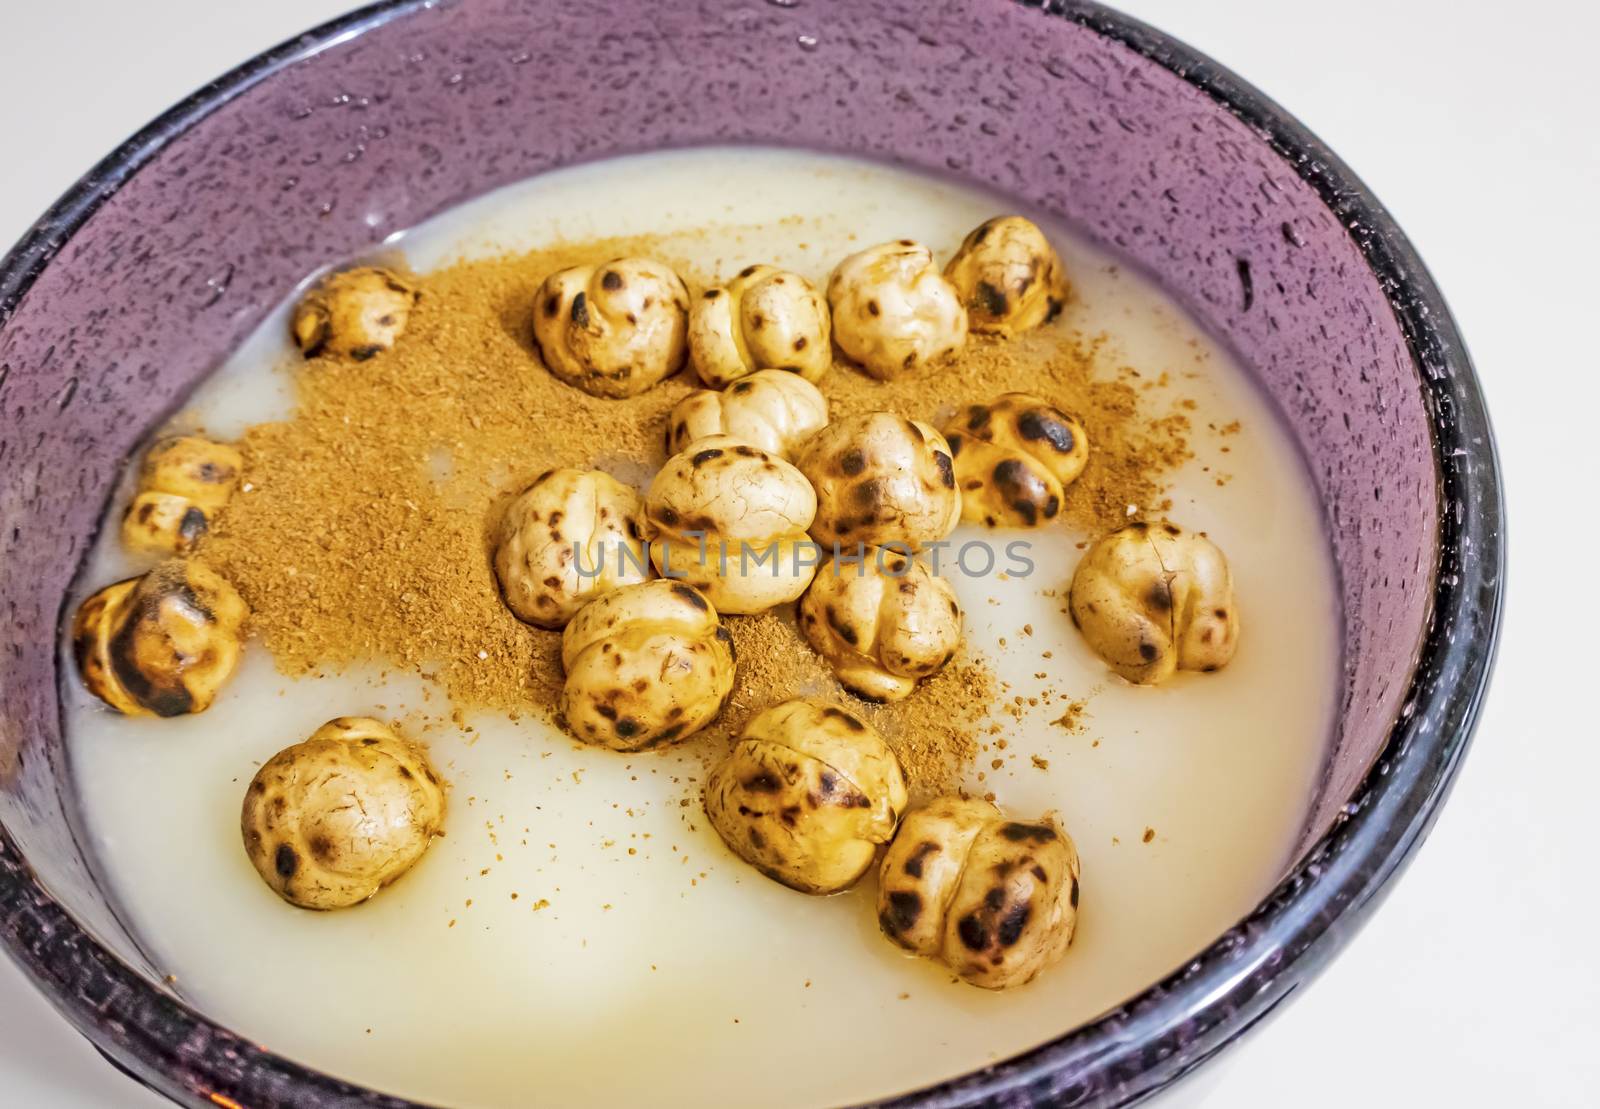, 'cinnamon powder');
200,228,1190,793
